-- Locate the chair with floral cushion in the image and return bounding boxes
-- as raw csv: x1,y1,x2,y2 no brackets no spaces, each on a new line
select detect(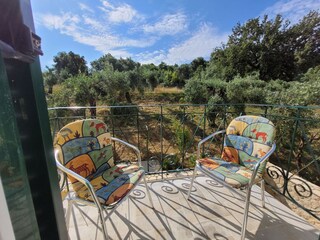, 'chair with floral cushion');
187,115,276,240
54,119,154,240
